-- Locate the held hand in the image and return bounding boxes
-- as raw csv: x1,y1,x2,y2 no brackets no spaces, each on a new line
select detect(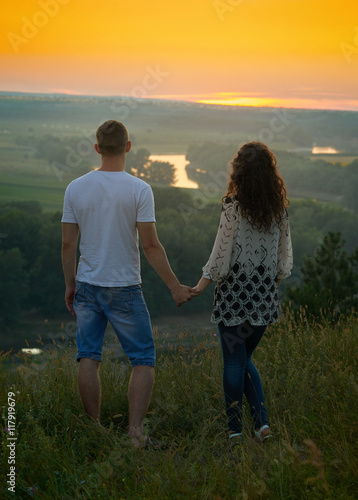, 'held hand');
190,286,203,297
65,284,76,317
190,277,212,298
170,284,196,307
